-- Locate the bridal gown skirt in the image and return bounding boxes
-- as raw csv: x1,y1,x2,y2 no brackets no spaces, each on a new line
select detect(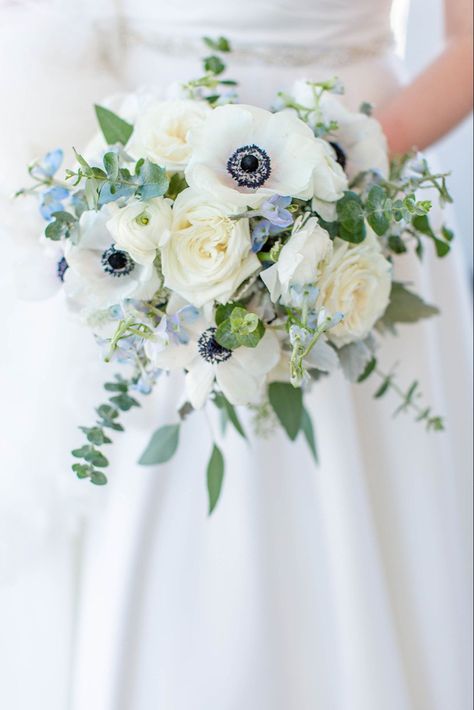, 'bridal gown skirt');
0,14,472,710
